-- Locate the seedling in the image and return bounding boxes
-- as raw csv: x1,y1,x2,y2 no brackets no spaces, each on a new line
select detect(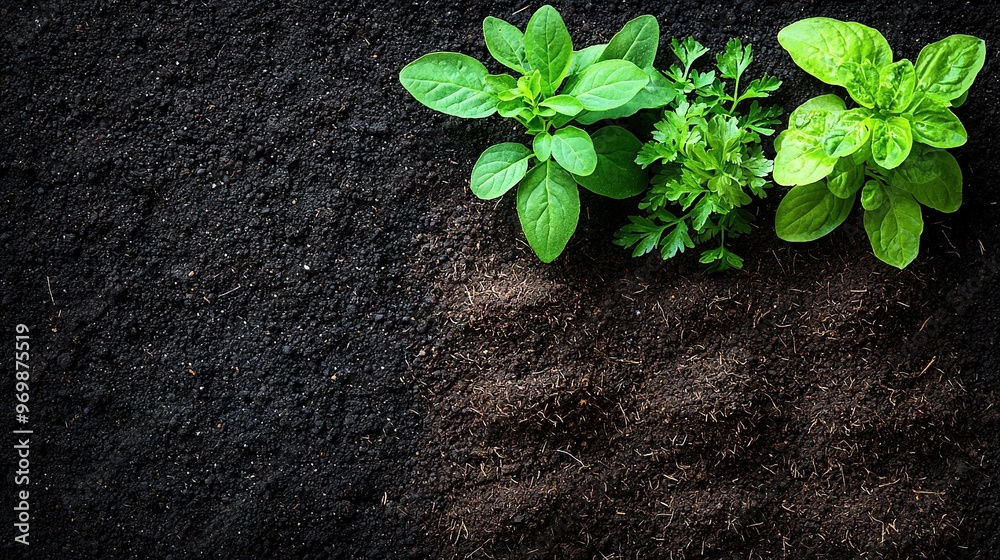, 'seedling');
772,18,986,269
615,38,782,272
400,5,670,262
